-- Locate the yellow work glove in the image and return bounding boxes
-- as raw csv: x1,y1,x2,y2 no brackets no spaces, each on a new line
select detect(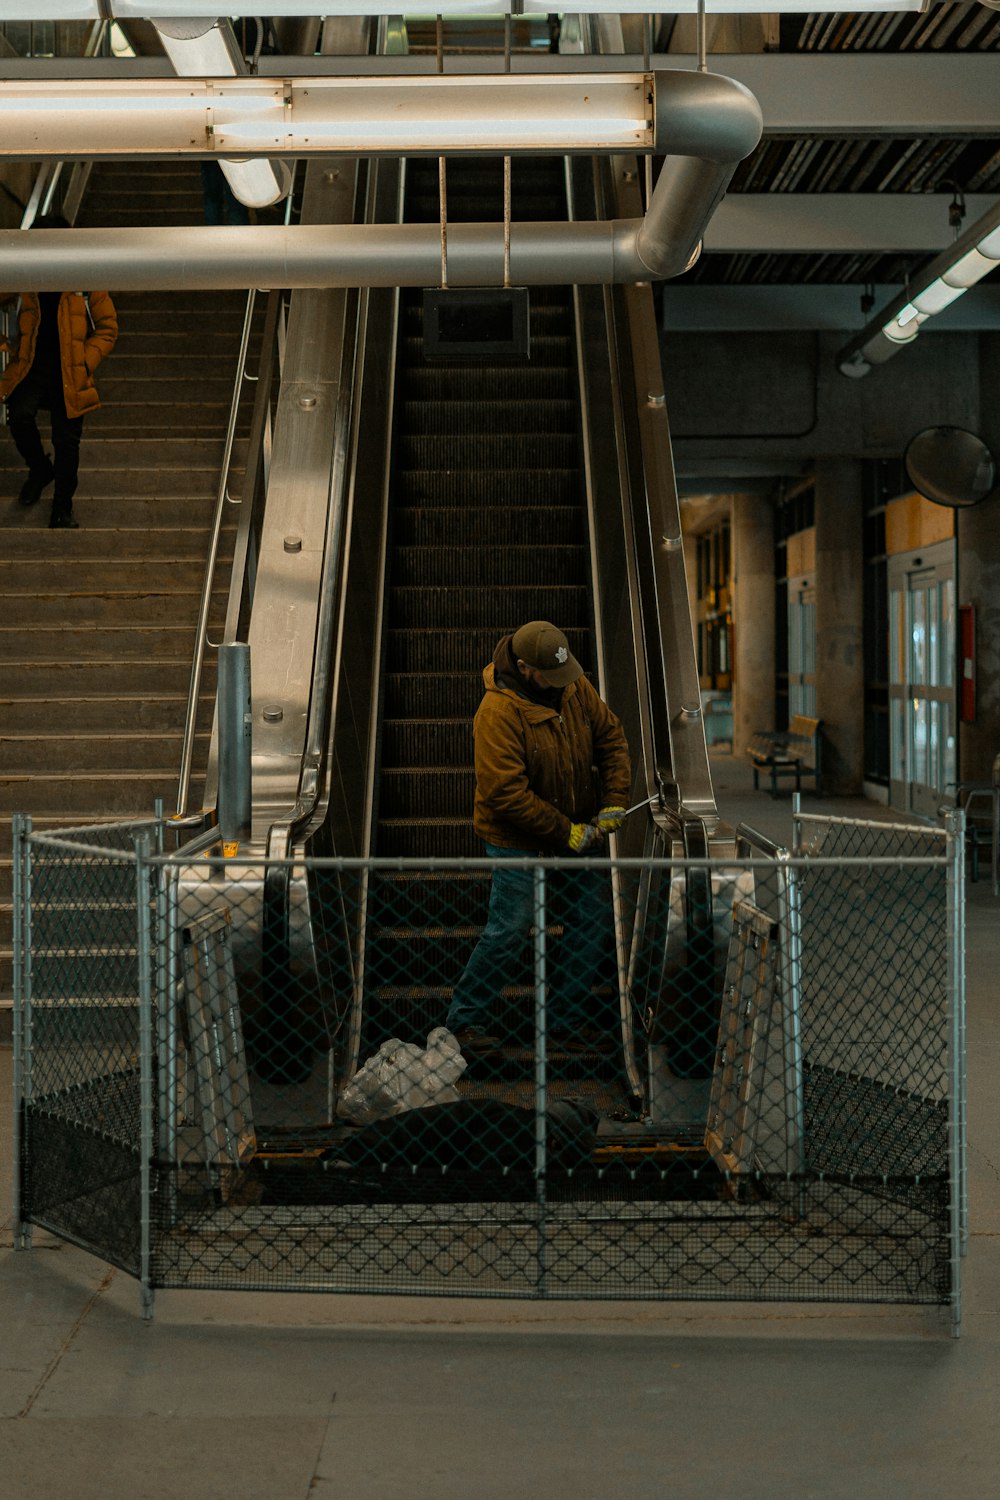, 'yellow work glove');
567,822,602,853
595,806,627,833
